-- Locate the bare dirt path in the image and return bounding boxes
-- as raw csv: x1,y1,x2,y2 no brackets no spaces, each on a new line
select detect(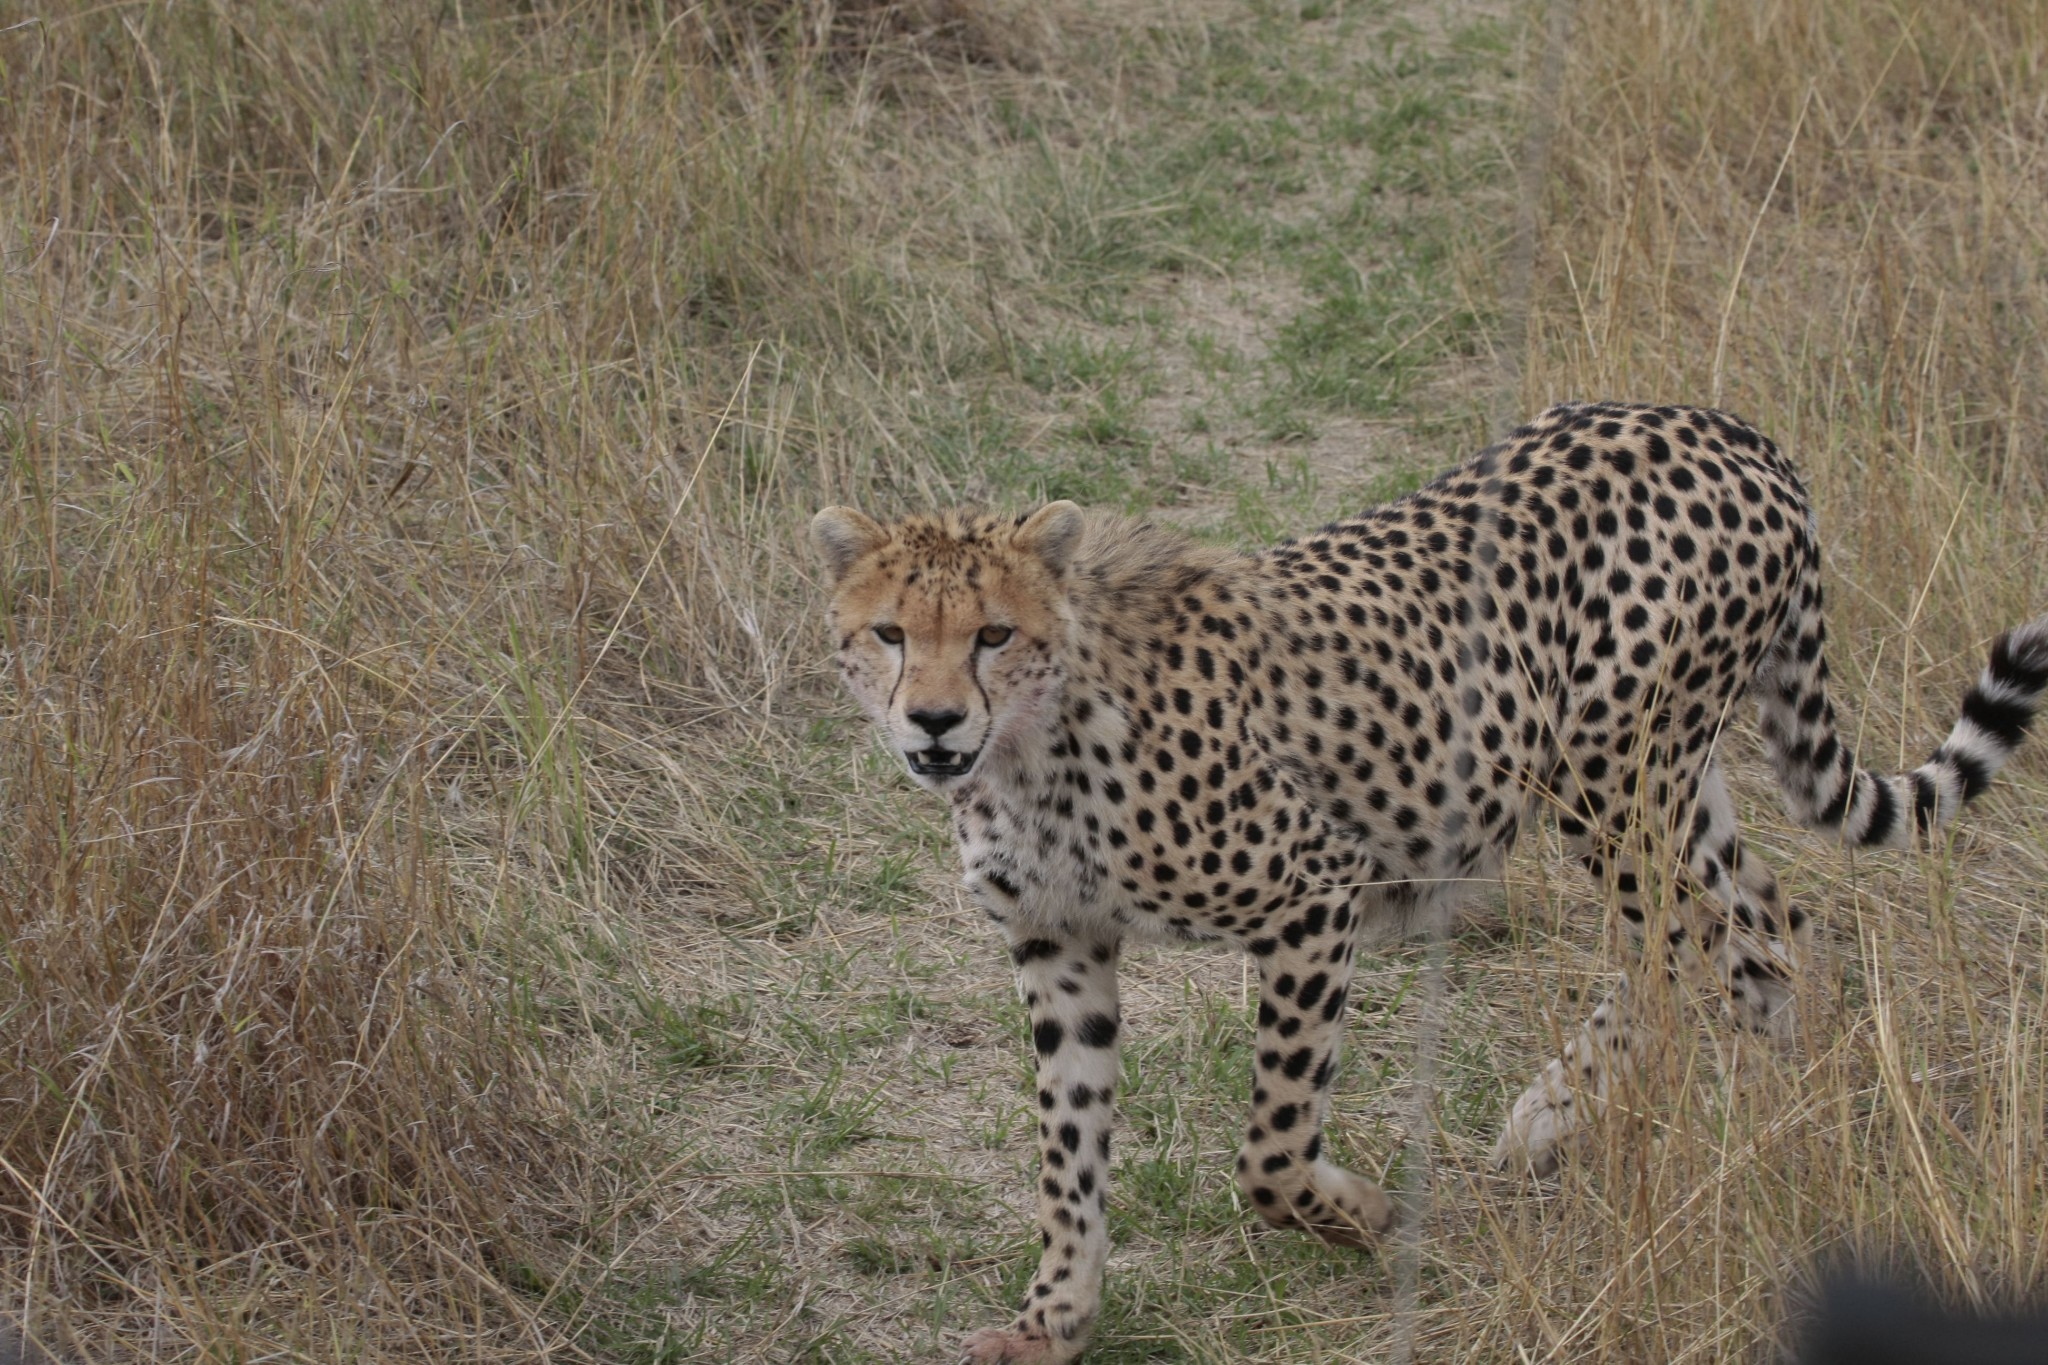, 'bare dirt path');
1074,0,1537,532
